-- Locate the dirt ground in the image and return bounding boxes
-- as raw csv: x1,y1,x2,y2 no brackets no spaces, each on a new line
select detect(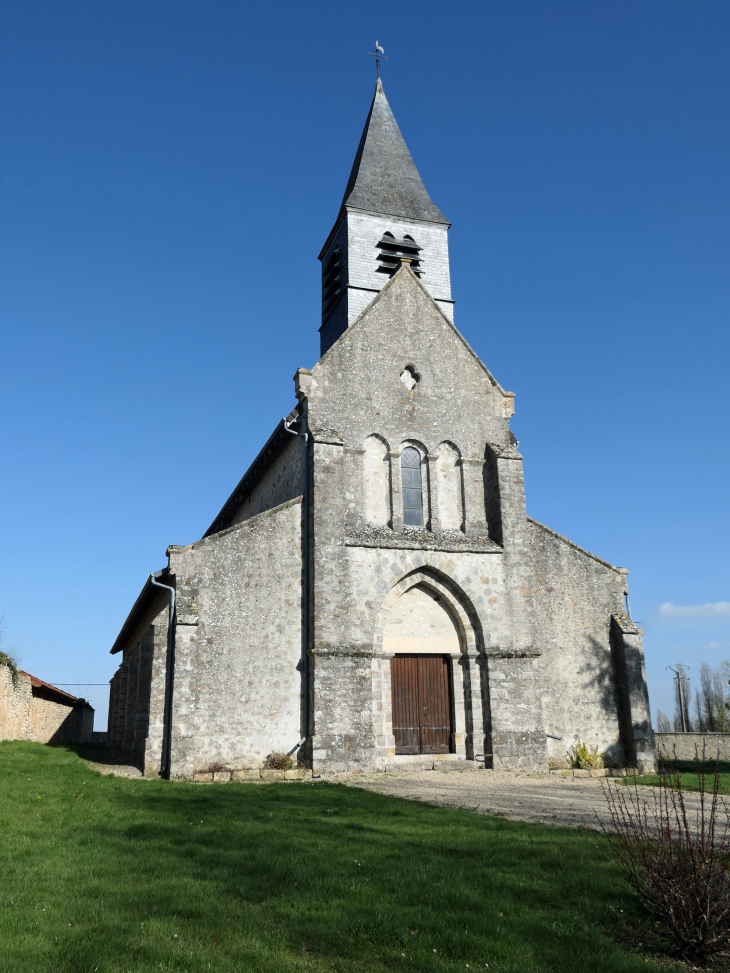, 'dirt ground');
333,768,709,831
